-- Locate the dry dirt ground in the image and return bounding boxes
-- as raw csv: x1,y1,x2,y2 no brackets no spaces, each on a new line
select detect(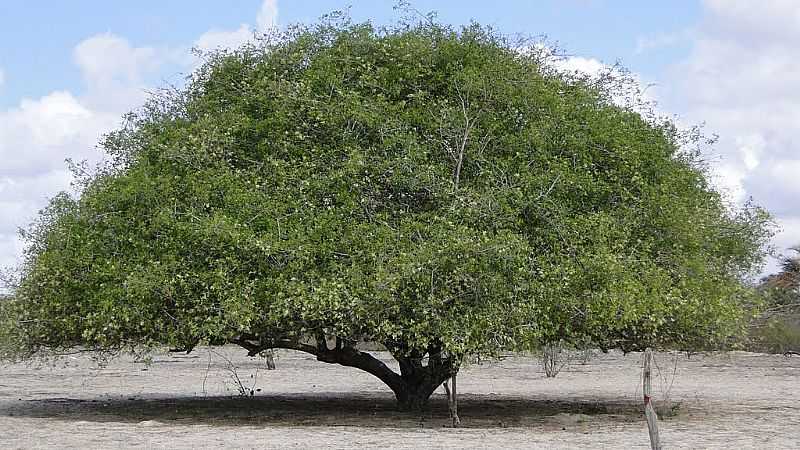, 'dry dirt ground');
1,347,799,449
